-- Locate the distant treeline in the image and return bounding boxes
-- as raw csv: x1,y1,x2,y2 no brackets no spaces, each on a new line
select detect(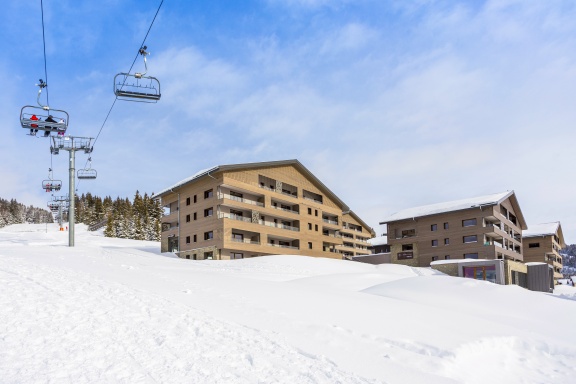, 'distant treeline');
75,191,161,241
1,192,161,242
561,244,576,276
0,197,53,228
